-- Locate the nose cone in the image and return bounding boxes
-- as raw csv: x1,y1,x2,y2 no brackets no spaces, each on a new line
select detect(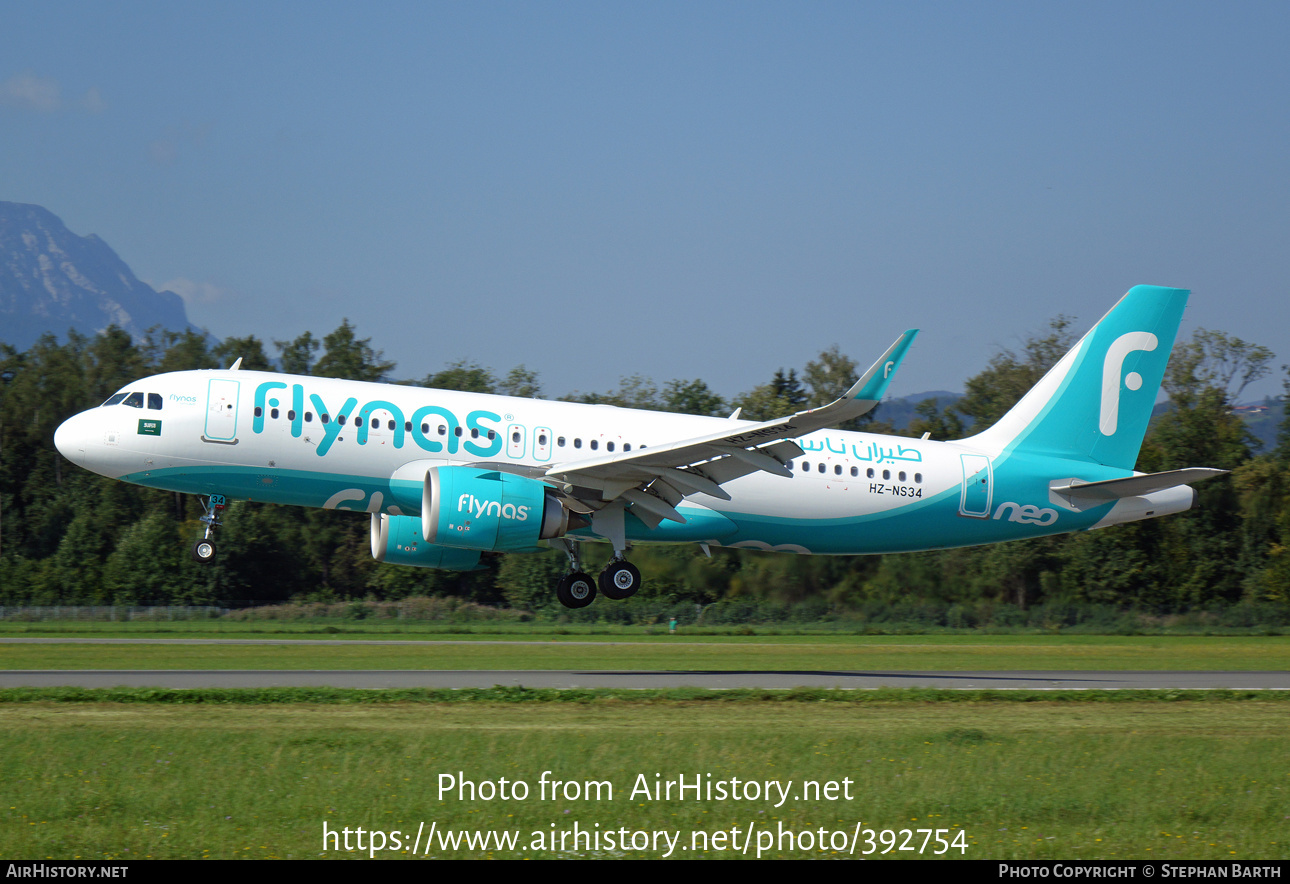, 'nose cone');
54,410,92,469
